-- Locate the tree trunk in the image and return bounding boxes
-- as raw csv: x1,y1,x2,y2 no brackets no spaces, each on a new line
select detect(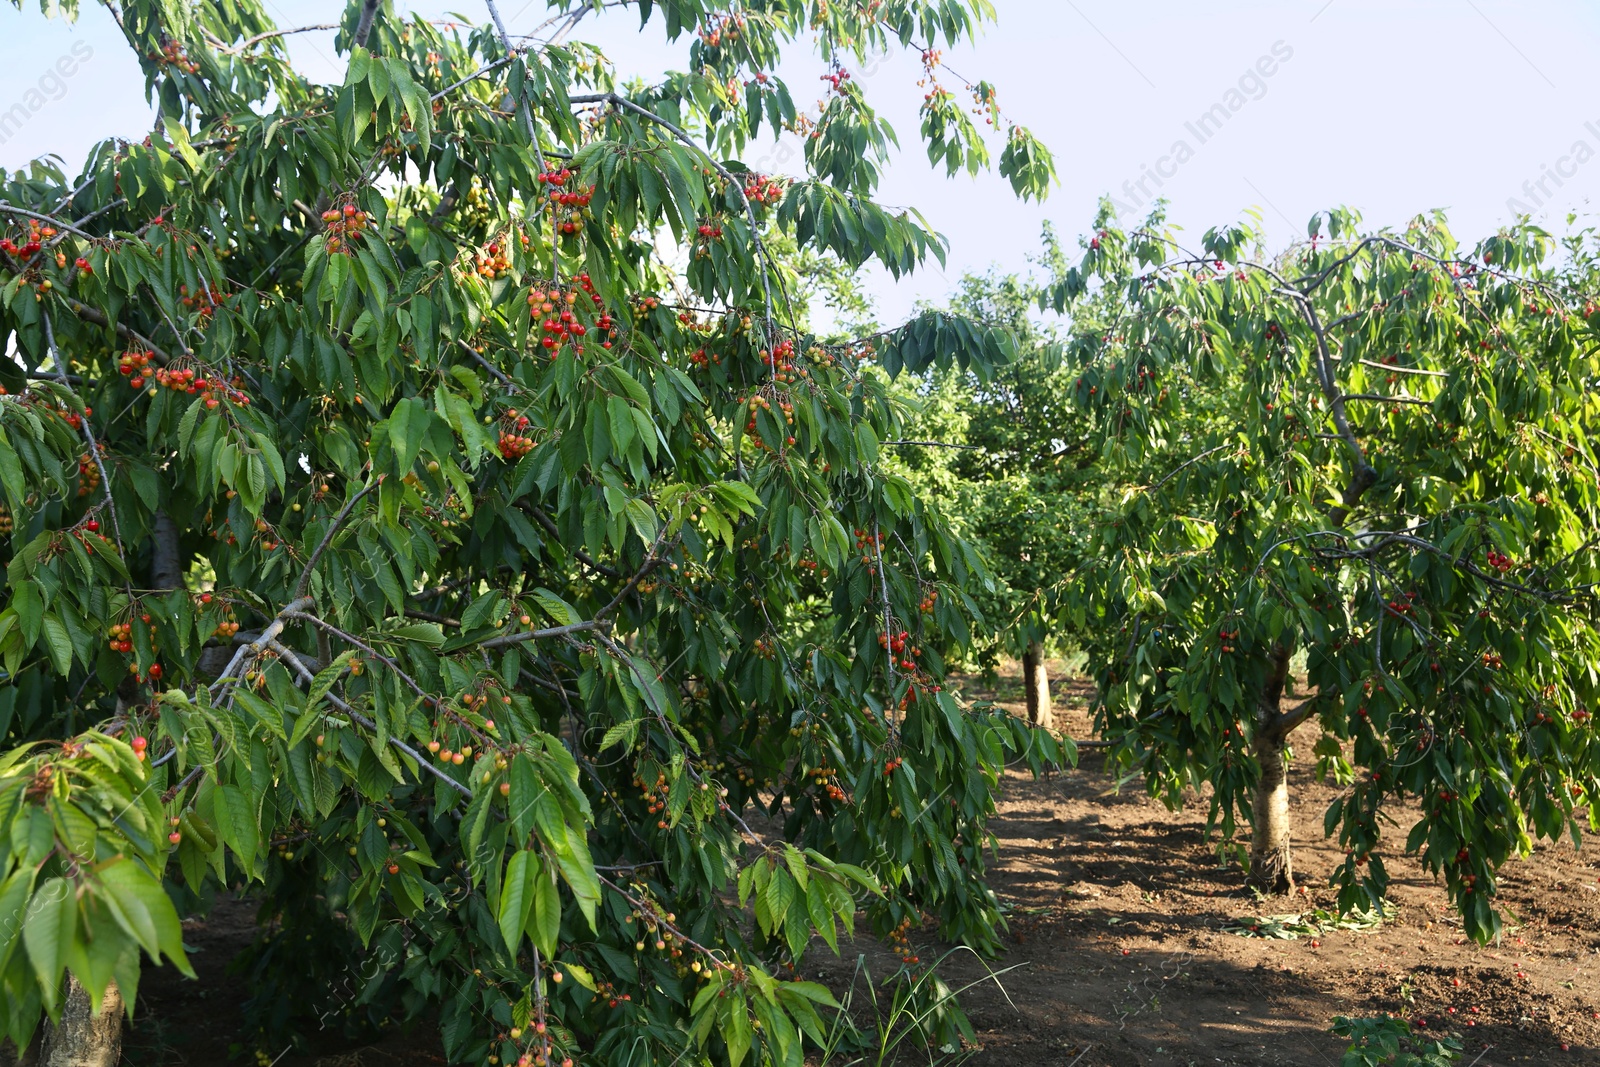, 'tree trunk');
1022,640,1052,730
37,977,122,1067
1247,644,1295,894
150,510,184,592
1248,730,1293,893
